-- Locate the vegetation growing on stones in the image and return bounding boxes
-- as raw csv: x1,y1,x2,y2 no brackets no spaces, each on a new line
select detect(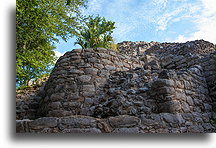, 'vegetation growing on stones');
74,16,116,49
